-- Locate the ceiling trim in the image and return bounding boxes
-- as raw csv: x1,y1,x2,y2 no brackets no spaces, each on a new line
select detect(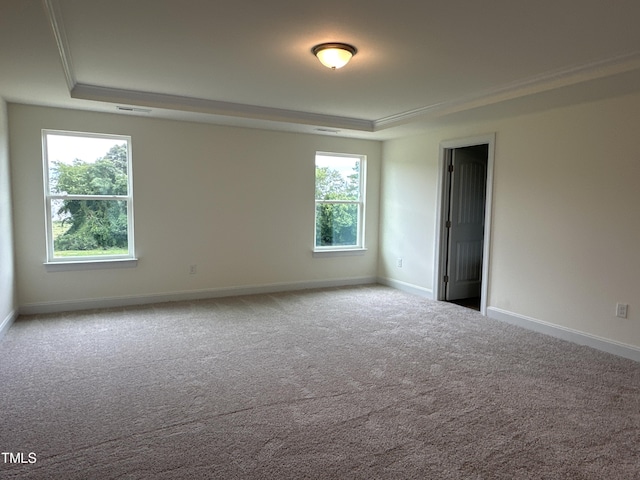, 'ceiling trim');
375,50,640,129
43,0,75,91
43,0,374,132
43,0,640,133
70,84,375,131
